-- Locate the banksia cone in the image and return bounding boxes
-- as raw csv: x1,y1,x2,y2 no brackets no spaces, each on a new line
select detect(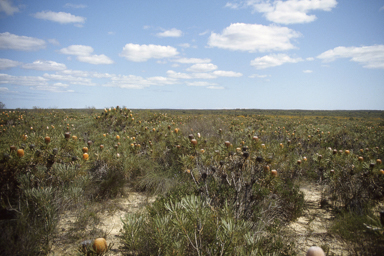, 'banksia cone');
93,238,107,254
17,149,24,157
